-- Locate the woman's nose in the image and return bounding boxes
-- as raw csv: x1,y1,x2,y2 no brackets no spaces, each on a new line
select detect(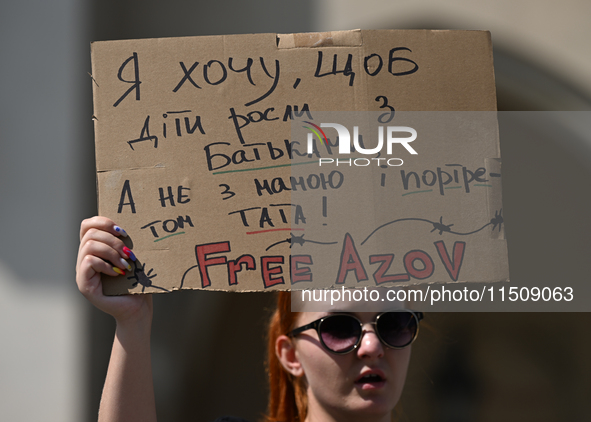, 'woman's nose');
356,329,384,358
